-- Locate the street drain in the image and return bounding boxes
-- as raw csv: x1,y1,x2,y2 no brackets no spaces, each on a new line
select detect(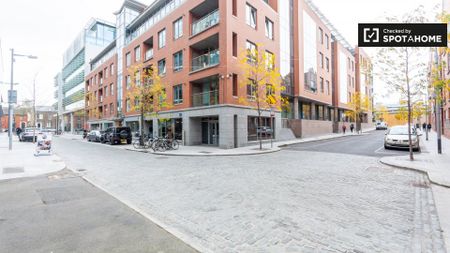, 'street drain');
77,168,86,172
412,182,430,188
2,166,24,174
